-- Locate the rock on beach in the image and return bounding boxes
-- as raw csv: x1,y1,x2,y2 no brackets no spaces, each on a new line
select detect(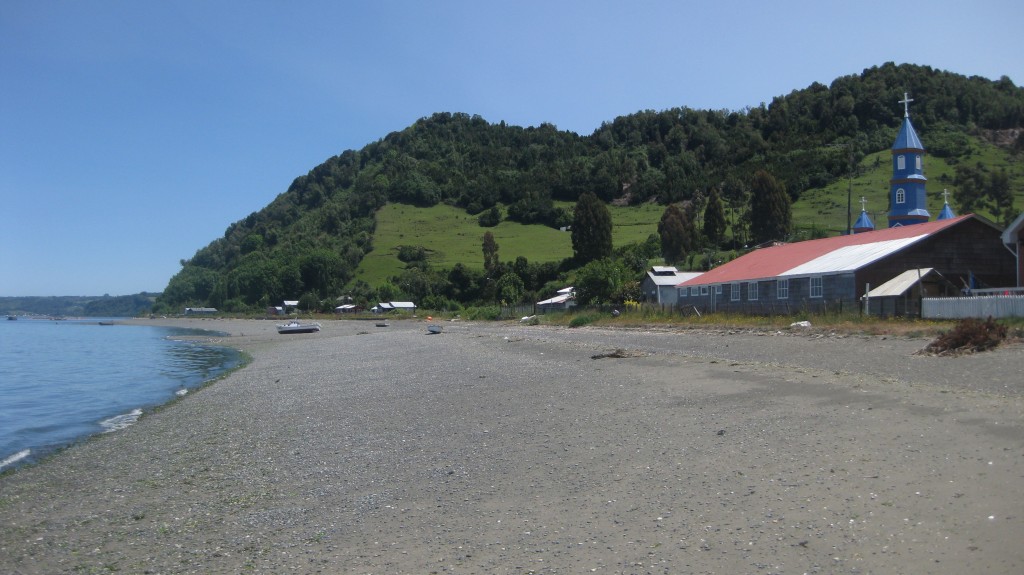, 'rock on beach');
0,317,1021,574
